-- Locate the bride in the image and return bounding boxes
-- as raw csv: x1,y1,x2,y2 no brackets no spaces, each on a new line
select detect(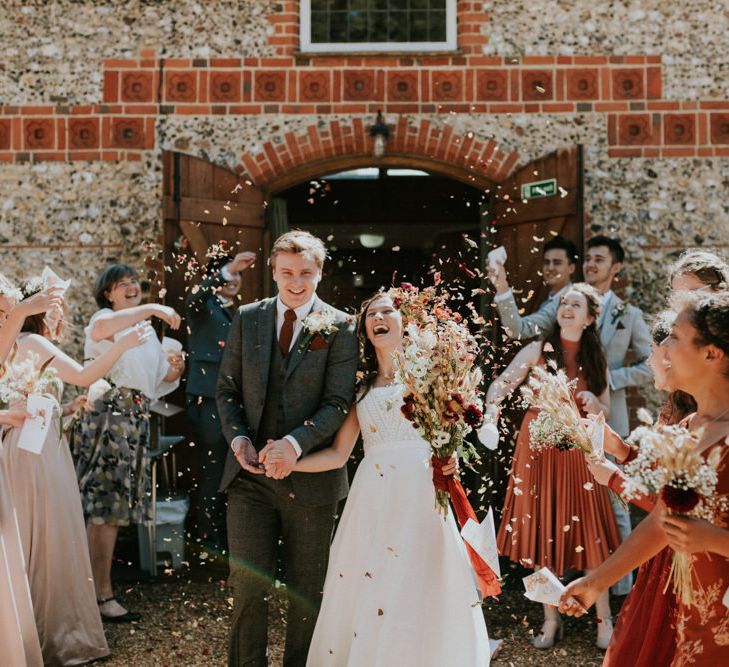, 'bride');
264,292,492,666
